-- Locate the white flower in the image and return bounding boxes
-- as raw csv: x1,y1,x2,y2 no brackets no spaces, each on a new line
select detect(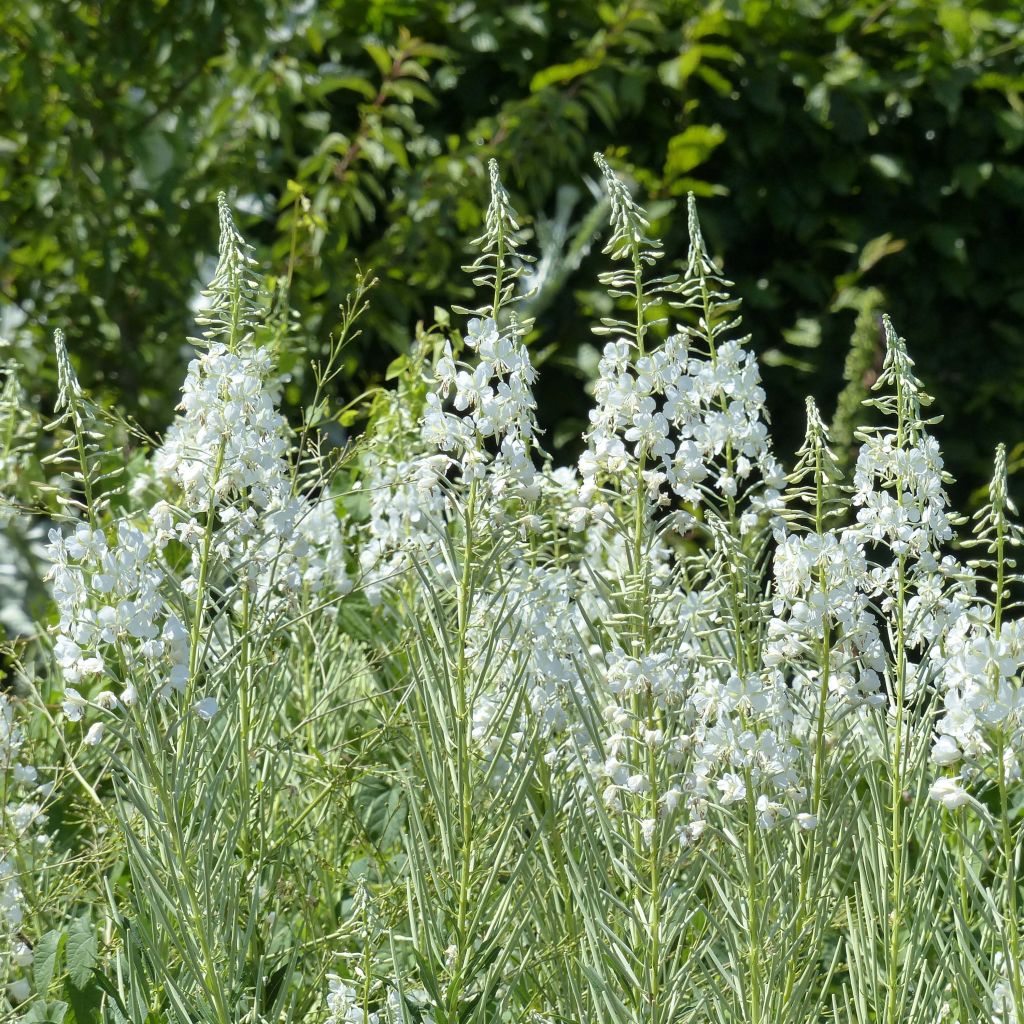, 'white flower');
62,688,87,722
717,772,747,805
930,734,961,766
928,777,972,811
84,722,105,746
193,697,219,721
6,978,30,1004
756,794,789,830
